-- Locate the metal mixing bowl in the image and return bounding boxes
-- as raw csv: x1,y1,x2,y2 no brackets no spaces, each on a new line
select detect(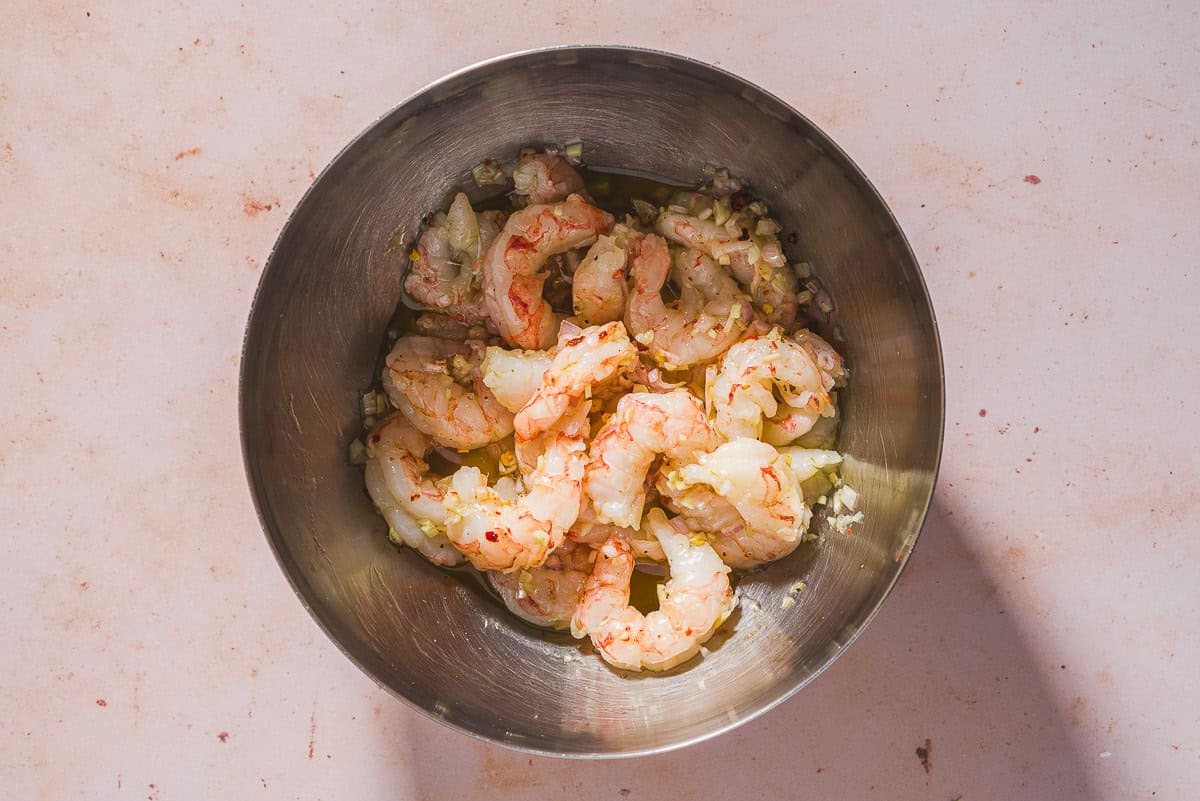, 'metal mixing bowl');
240,46,943,757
